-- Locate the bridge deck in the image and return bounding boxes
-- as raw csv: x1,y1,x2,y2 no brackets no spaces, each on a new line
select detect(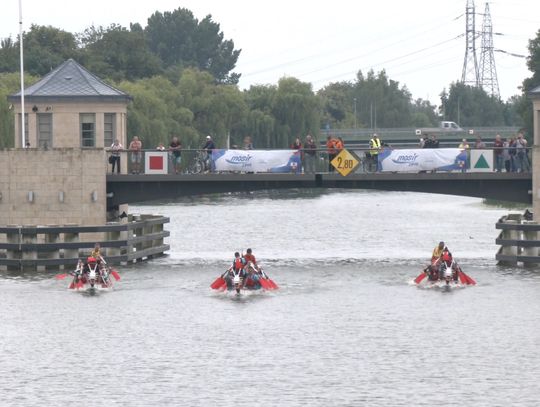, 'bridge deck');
106,172,532,207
